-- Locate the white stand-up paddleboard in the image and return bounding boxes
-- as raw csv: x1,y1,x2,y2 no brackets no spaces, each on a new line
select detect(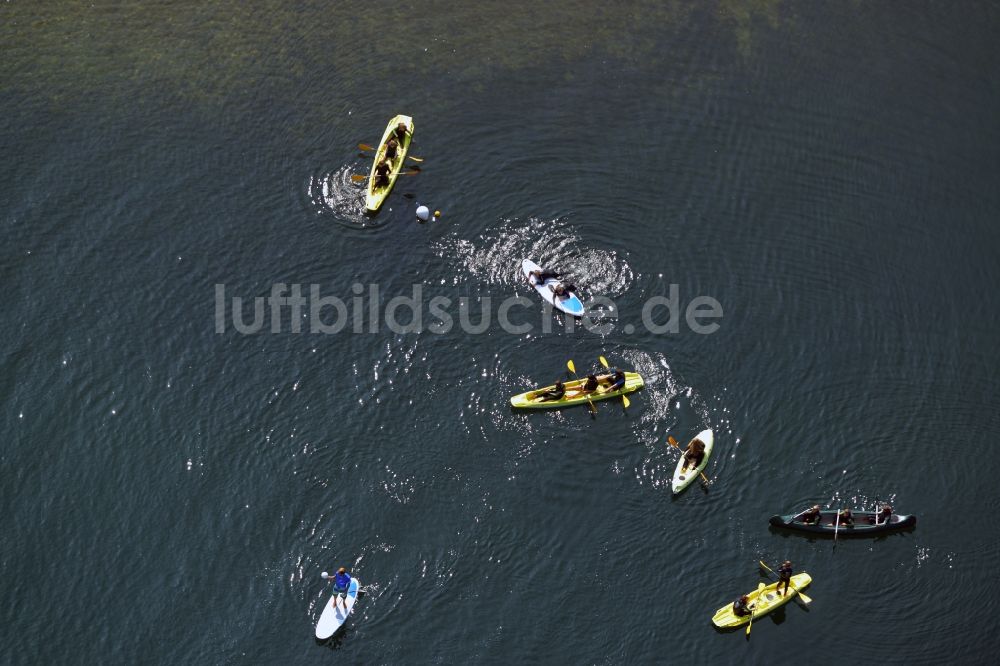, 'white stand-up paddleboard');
315,577,360,640
522,259,585,316
672,429,714,494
